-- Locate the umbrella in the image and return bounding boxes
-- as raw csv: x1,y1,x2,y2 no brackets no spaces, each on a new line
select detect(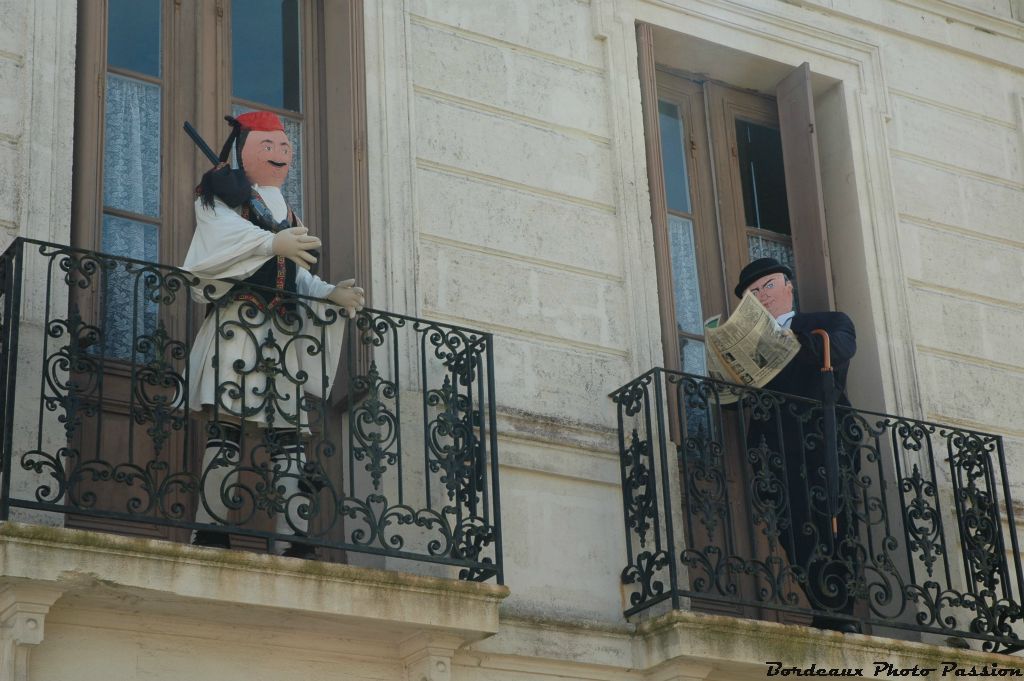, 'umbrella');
811,329,840,538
